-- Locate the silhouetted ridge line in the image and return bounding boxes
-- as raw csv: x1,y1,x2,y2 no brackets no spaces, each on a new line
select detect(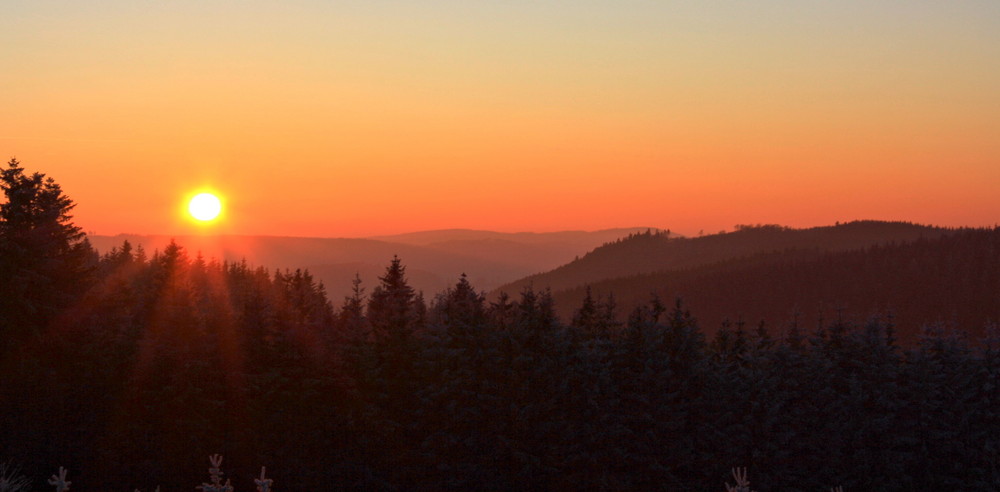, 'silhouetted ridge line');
548,226,998,344
494,220,951,297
